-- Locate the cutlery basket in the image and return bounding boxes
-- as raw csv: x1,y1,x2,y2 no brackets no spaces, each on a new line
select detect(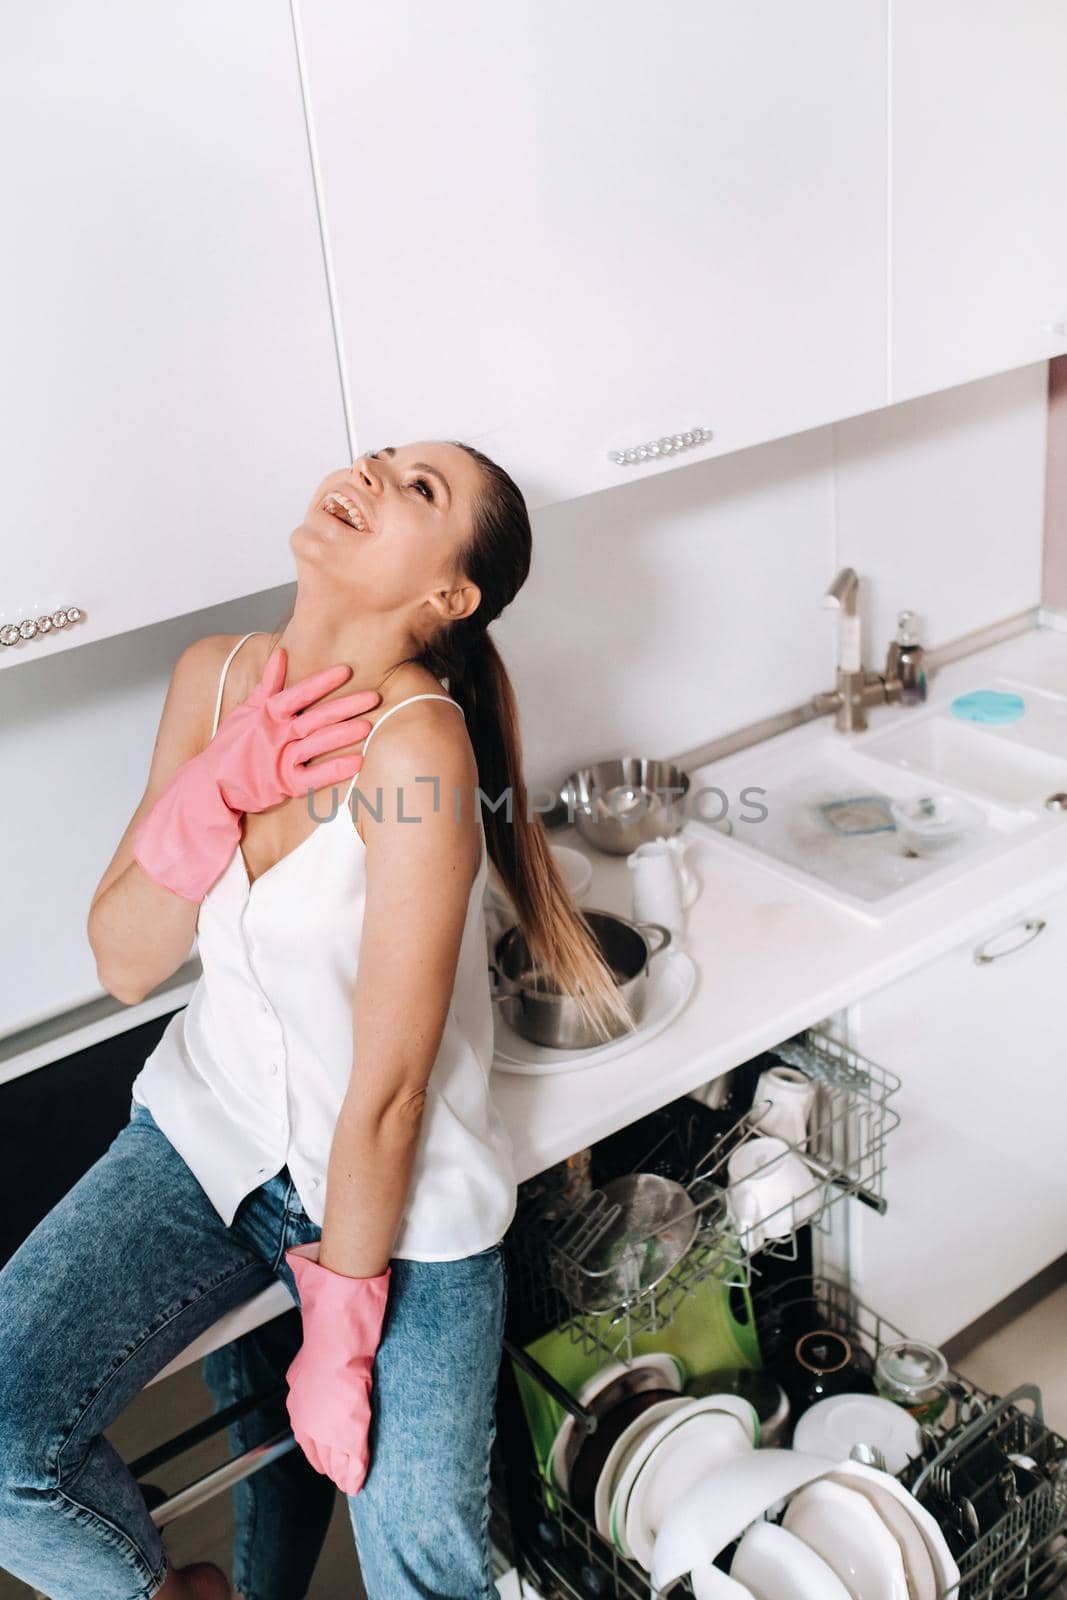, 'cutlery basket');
499,1275,1067,1600
505,1028,901,1366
